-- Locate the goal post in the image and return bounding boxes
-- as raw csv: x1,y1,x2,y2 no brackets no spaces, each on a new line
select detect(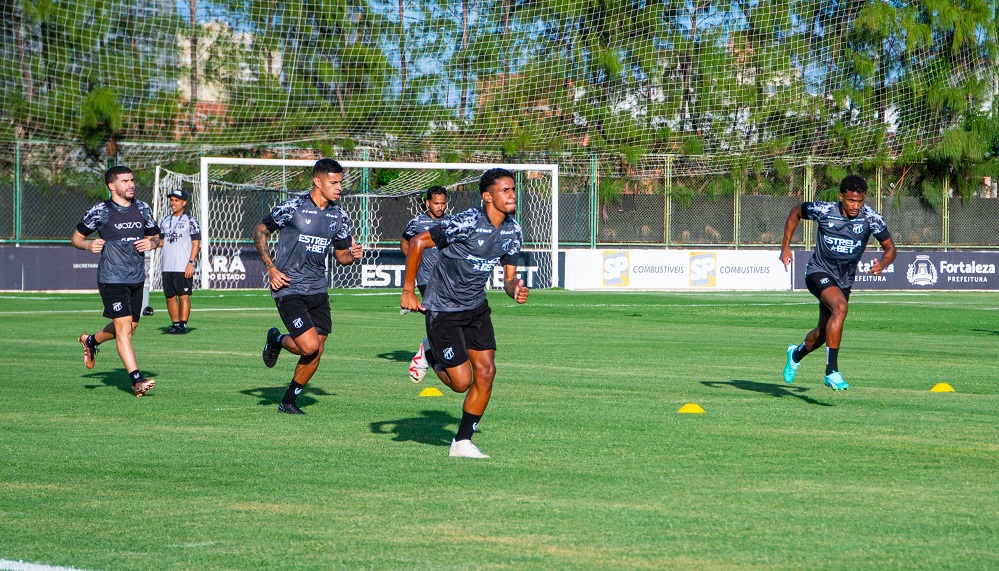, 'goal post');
184,157,558,291
150,165,202,293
